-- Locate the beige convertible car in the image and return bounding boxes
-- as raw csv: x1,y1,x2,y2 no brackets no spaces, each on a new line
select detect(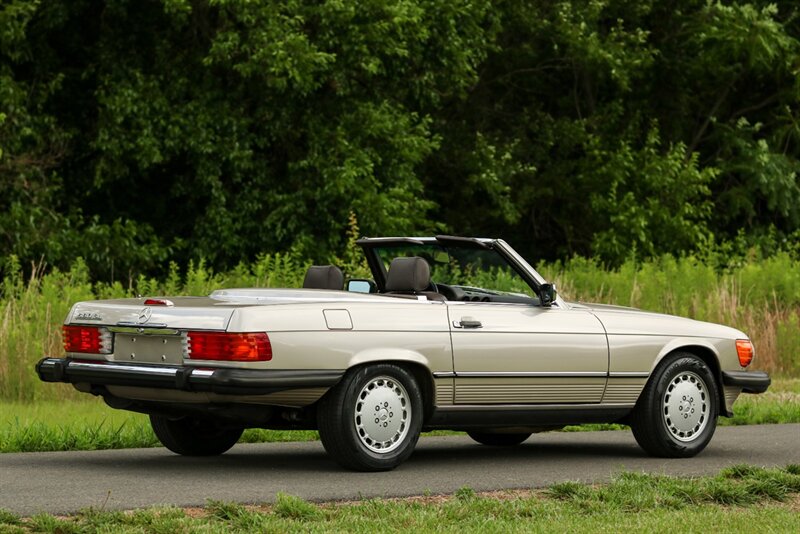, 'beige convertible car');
38,236,770,471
